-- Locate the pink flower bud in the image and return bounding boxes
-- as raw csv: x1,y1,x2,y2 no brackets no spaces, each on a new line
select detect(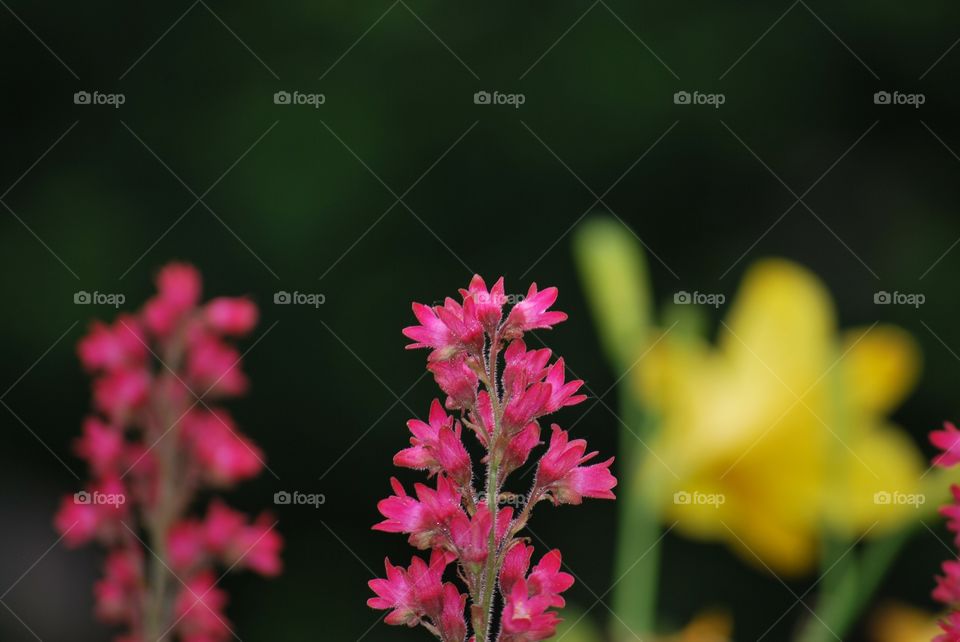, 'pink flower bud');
204,297,258,336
